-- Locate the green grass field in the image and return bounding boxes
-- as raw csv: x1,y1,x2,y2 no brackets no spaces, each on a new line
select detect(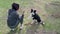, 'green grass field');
0,0,60,34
